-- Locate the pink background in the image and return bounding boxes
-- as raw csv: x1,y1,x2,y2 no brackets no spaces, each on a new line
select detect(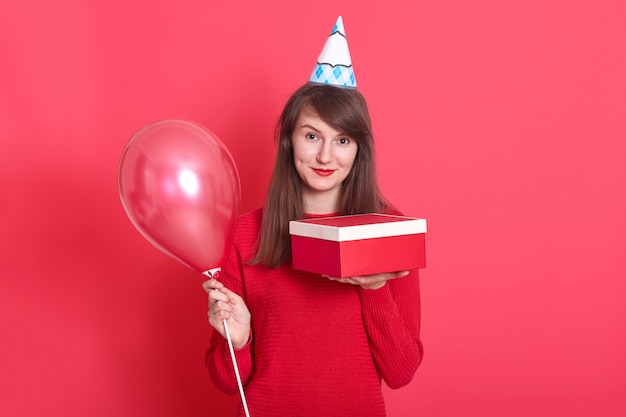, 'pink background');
1,1,625,416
